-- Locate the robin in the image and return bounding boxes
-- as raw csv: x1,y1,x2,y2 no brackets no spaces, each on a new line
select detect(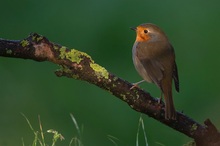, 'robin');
131,23,179,120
